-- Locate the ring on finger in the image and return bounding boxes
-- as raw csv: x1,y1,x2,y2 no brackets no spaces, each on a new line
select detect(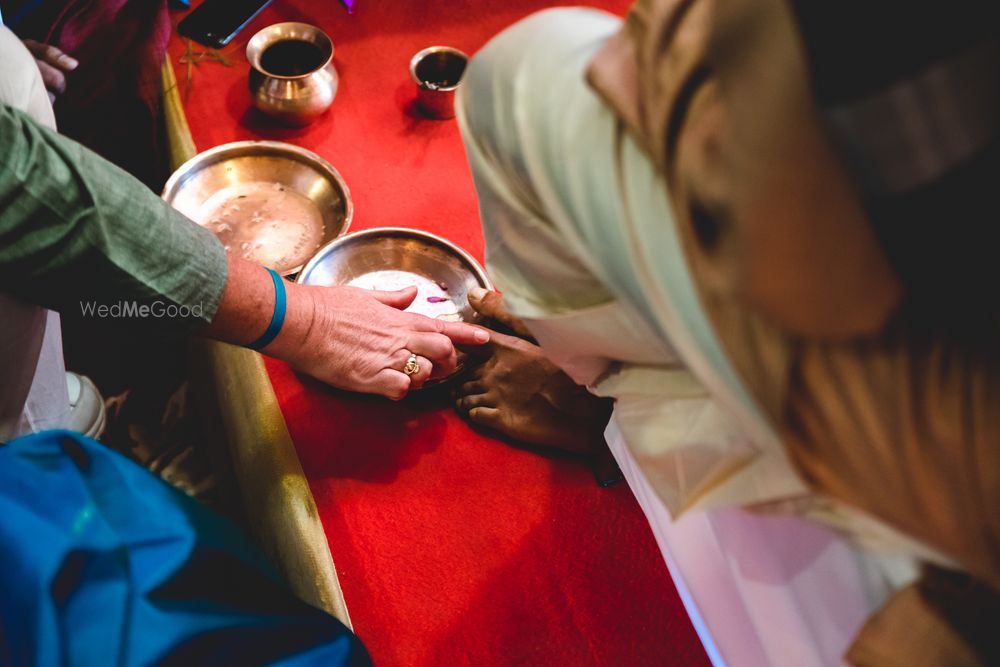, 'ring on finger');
402,353,420,376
